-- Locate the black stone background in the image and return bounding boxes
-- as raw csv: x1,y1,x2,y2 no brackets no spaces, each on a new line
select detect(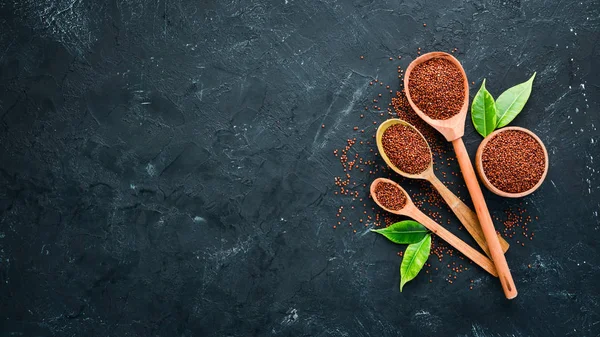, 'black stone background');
0,0,599,336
